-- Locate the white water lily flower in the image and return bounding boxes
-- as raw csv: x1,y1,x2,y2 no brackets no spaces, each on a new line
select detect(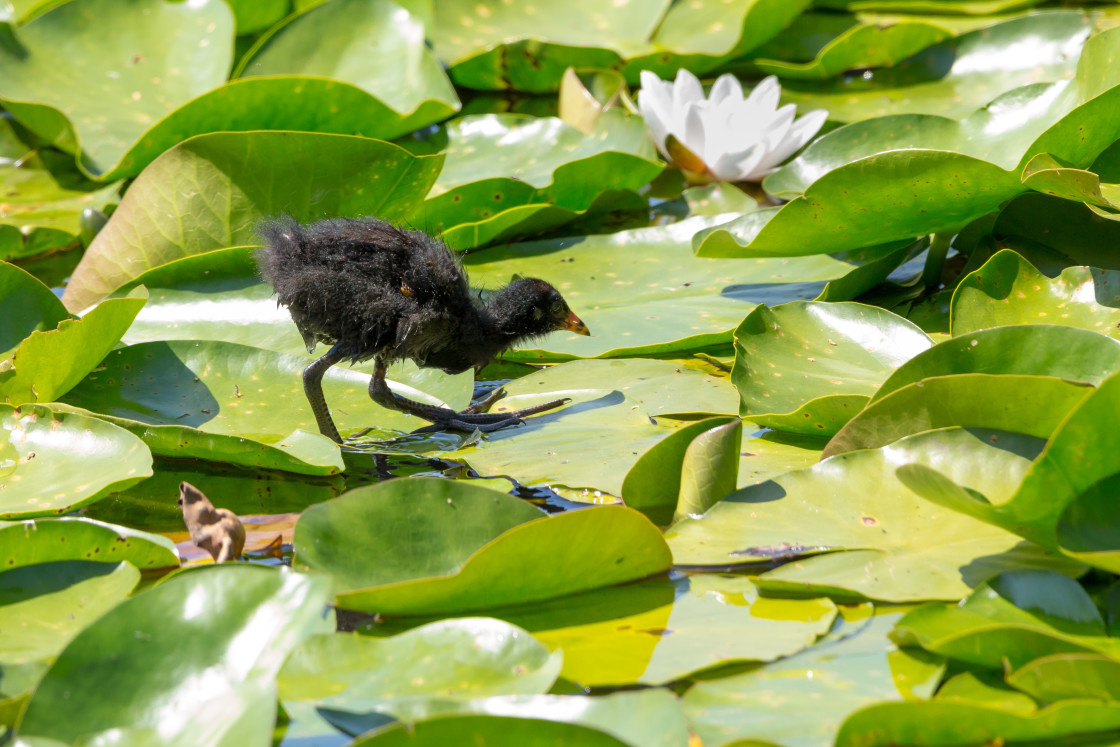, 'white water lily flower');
638,69,827,183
